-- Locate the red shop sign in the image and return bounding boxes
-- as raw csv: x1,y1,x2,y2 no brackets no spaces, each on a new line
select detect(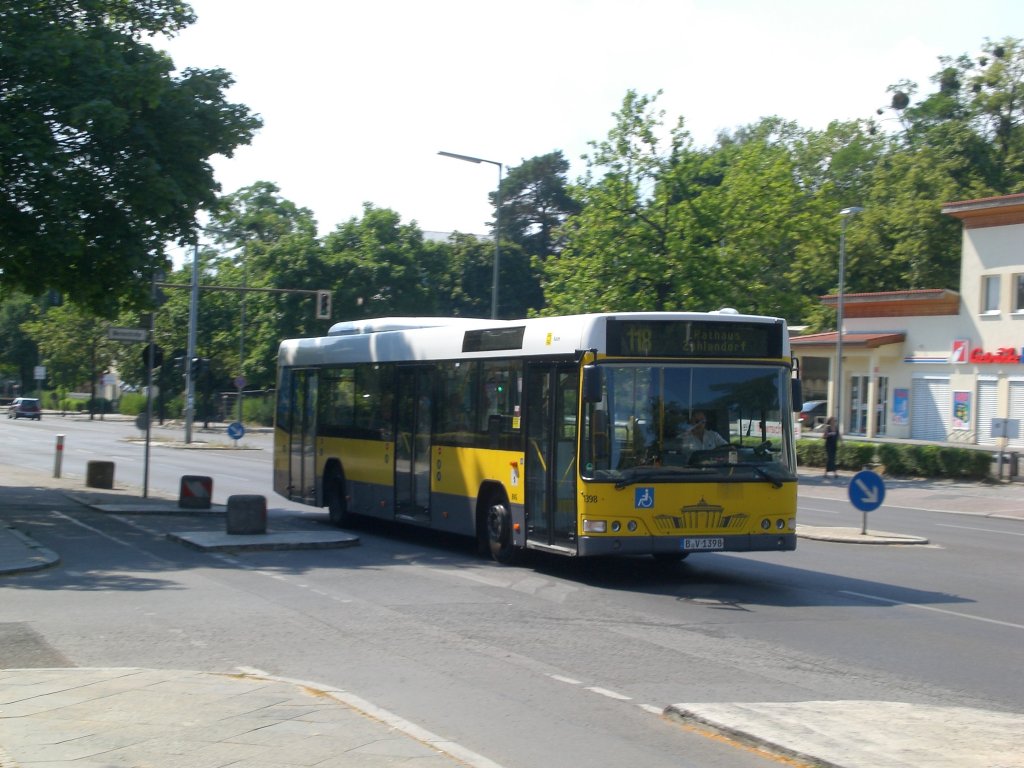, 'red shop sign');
968,347,1022,364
